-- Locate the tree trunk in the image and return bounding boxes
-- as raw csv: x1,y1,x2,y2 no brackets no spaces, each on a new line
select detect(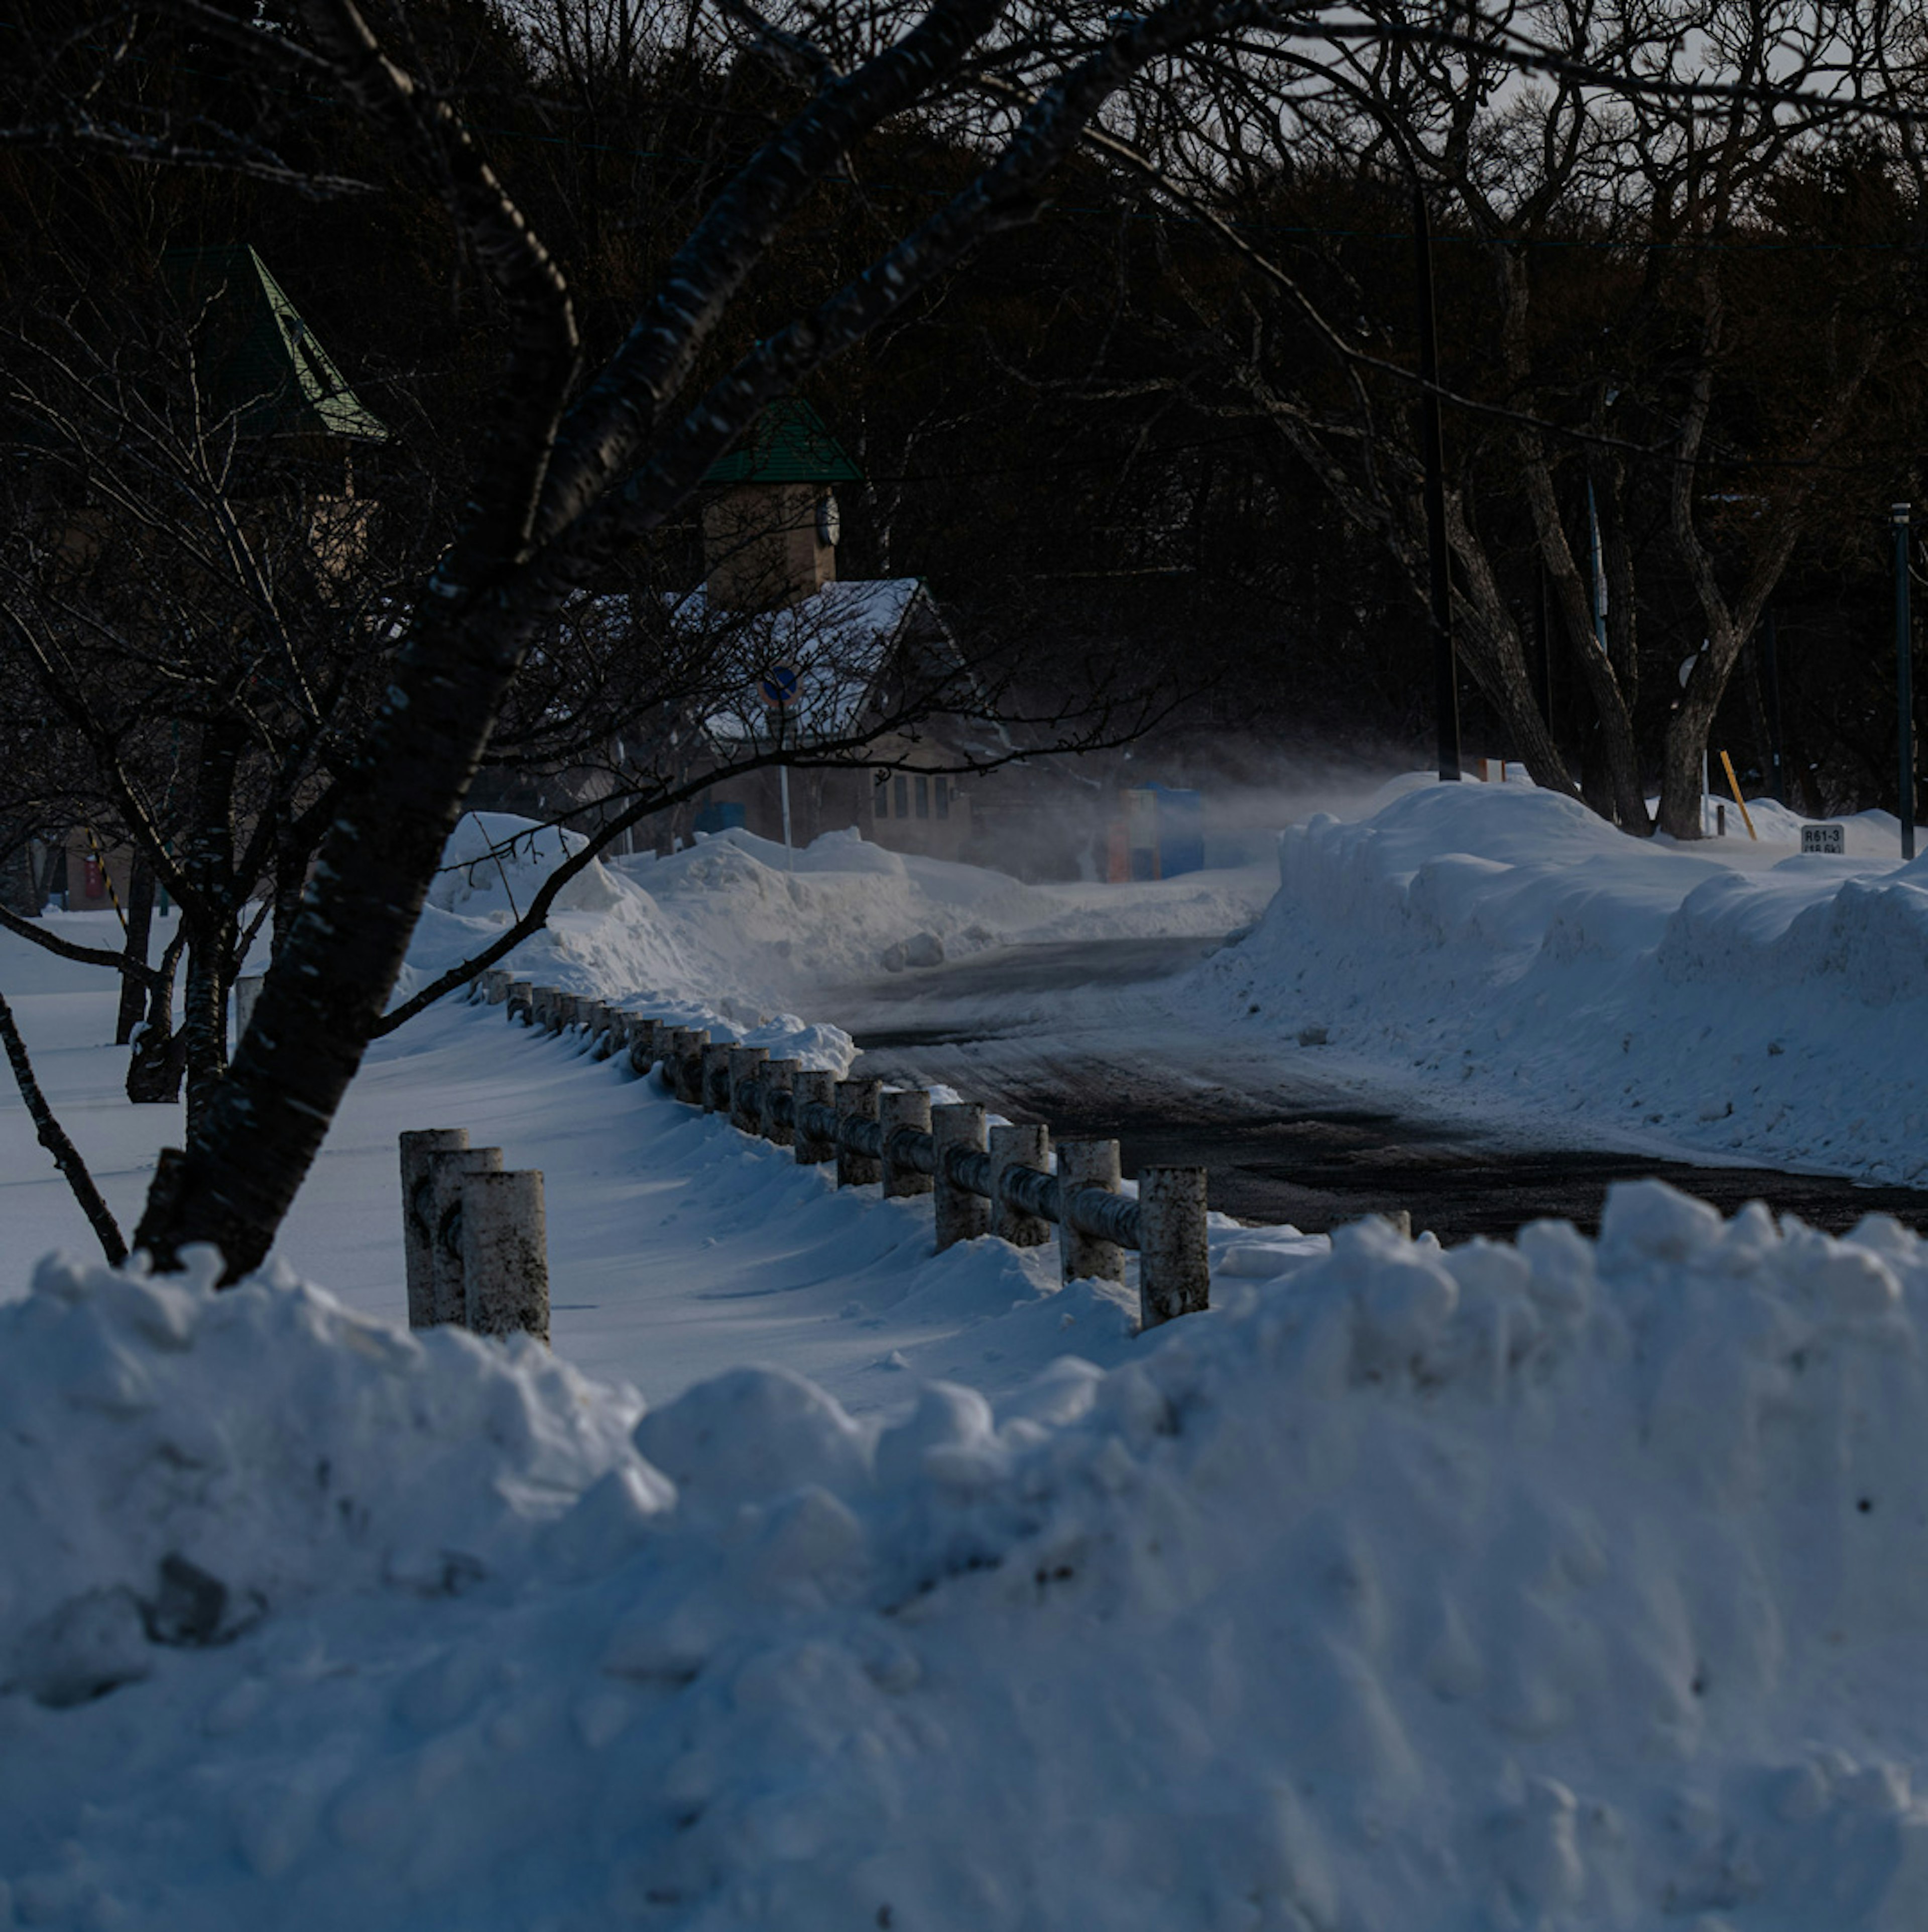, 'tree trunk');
114,863,156,1046
126,932,187,1105
180,923,232,1139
